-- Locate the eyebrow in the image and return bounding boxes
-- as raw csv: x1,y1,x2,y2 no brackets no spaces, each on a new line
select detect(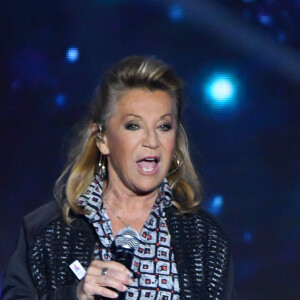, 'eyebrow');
122,113,174,120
